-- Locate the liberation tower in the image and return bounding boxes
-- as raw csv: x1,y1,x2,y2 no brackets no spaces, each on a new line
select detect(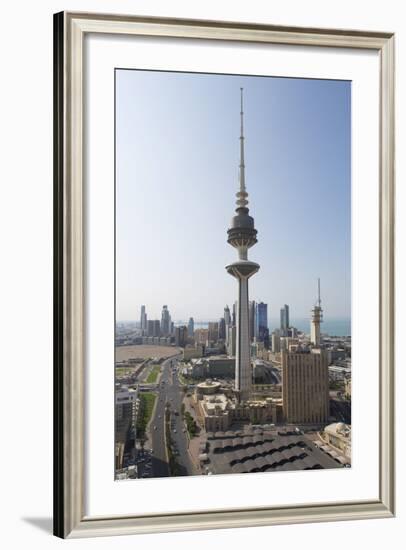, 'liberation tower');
310,278,323,347
226,89,259,402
